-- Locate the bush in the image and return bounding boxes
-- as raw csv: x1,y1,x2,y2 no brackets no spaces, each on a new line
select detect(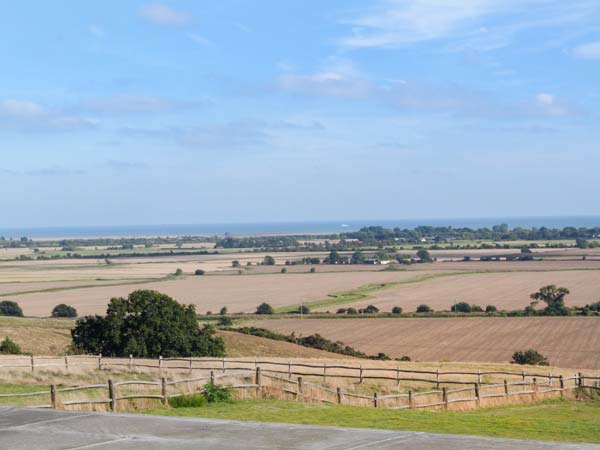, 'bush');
295,305,310,314
51,304,77,318
309,267,316,273
398,355,411,361
346,307,358,315
391,306,402,314
219,306,228,315
336,308,347,314
194,269,205,276
471,304,483,313
485,305,497,313
217,316,233,327
174,268,183,276
232,260,240,268
451,302,472,313
0,301,23,317
0,337,22,354
280,267,287,273
359,305,379,314
511,349,549,366
263,255,275,265
416,304,432,313
203,383,232,403
255,302,274,315
416,248,433,263
169,393,207,408
71,290,225,357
